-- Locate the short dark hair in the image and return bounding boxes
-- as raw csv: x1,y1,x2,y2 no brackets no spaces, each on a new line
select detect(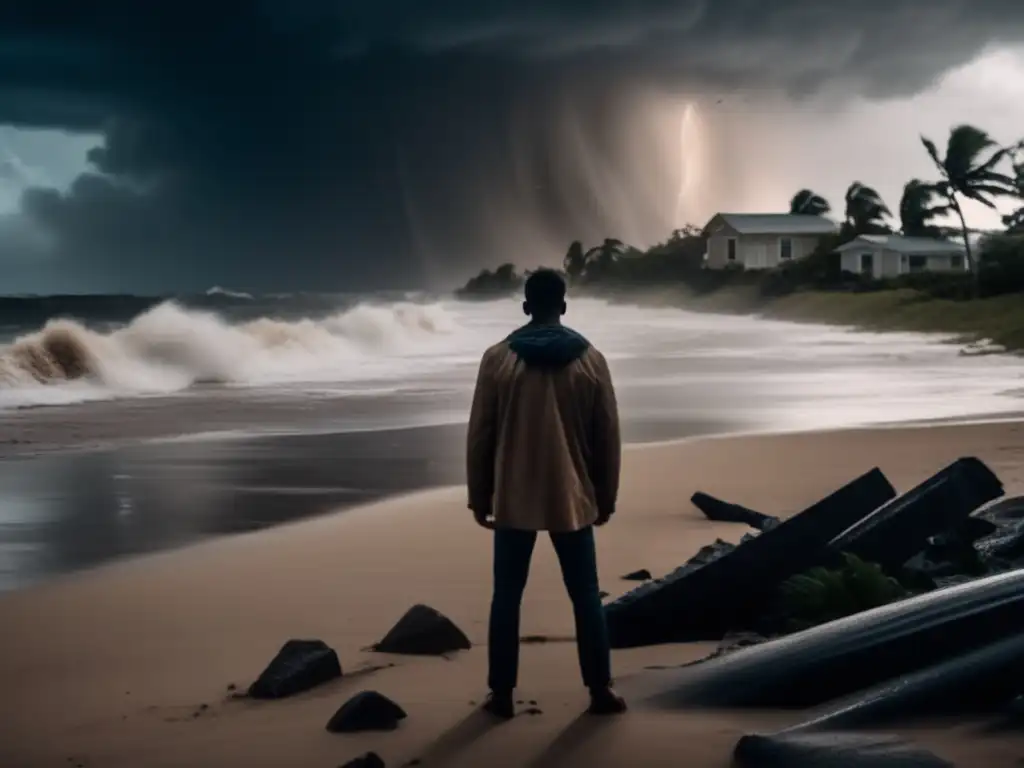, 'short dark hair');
523,269,566,315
